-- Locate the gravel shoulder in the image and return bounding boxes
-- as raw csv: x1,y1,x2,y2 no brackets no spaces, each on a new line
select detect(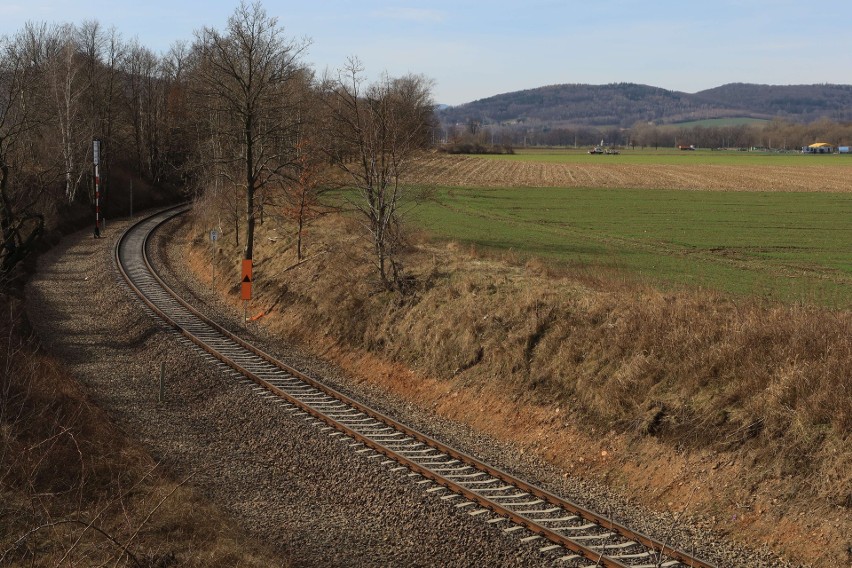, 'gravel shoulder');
25,212,798,567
